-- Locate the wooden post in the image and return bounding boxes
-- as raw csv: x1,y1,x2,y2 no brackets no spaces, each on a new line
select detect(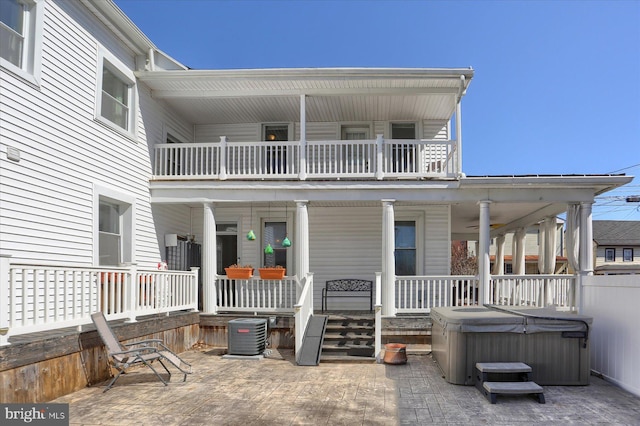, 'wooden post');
125,263,138,323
